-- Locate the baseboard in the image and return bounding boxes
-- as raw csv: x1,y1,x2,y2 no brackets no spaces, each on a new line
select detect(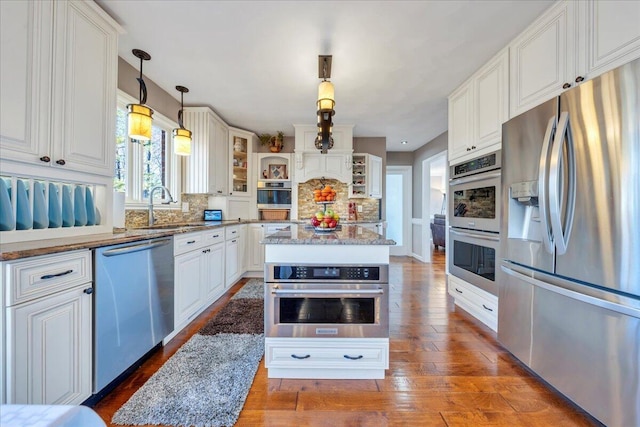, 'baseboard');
411,253,425,262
